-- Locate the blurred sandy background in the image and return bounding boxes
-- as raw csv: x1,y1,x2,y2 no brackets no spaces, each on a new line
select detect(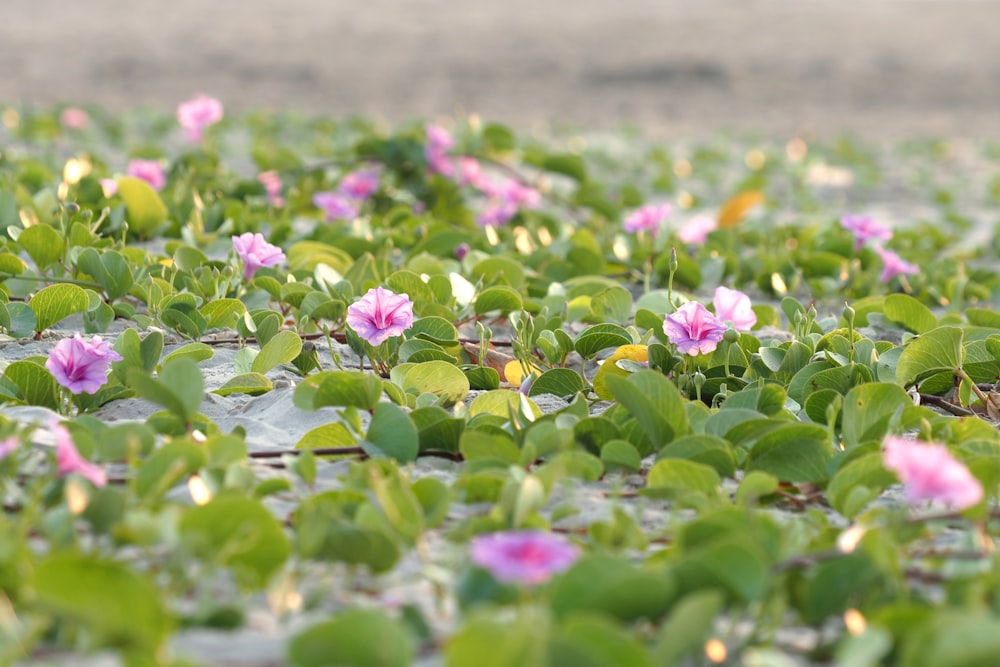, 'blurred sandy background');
2,0,999,138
